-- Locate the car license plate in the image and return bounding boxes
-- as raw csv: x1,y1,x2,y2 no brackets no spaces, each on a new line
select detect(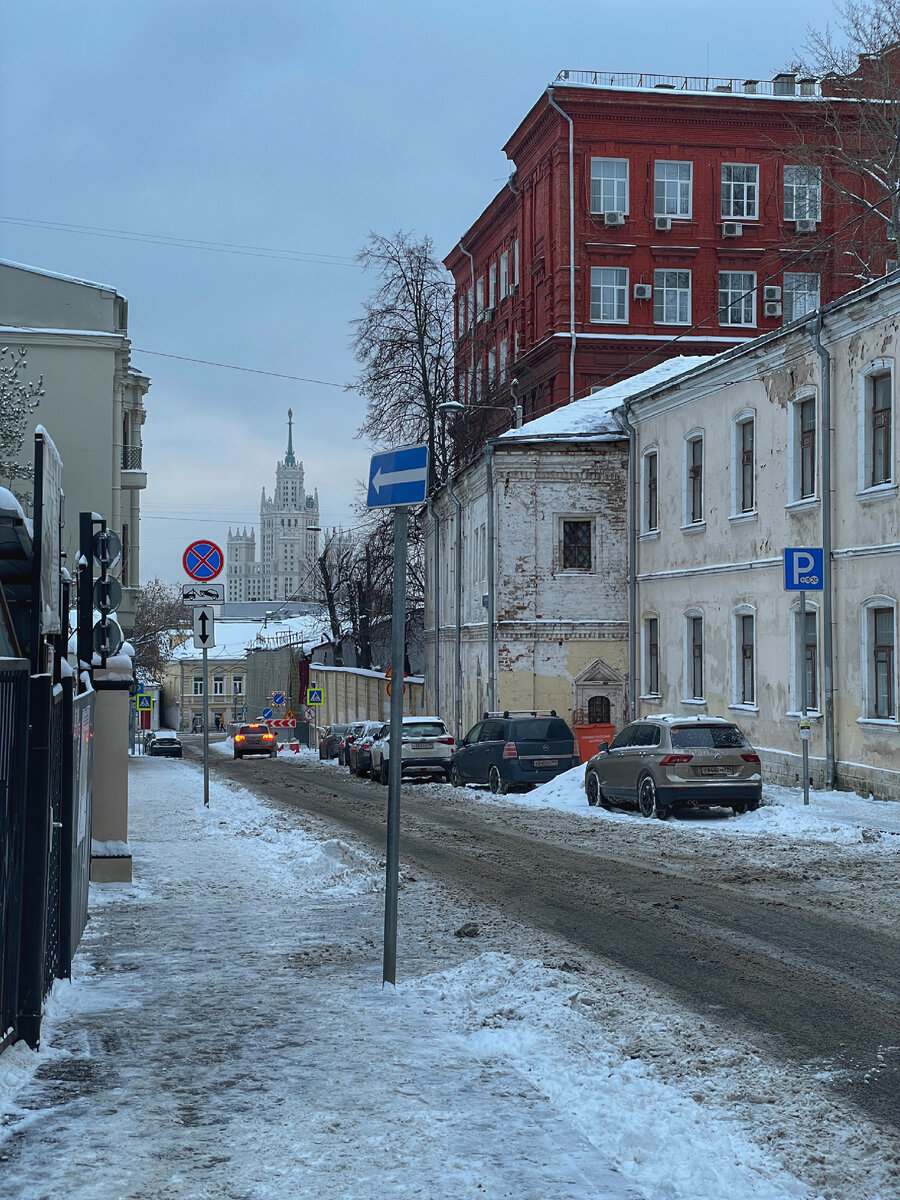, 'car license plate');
411,740,432,749
534,758,558,768
701,766,729,776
